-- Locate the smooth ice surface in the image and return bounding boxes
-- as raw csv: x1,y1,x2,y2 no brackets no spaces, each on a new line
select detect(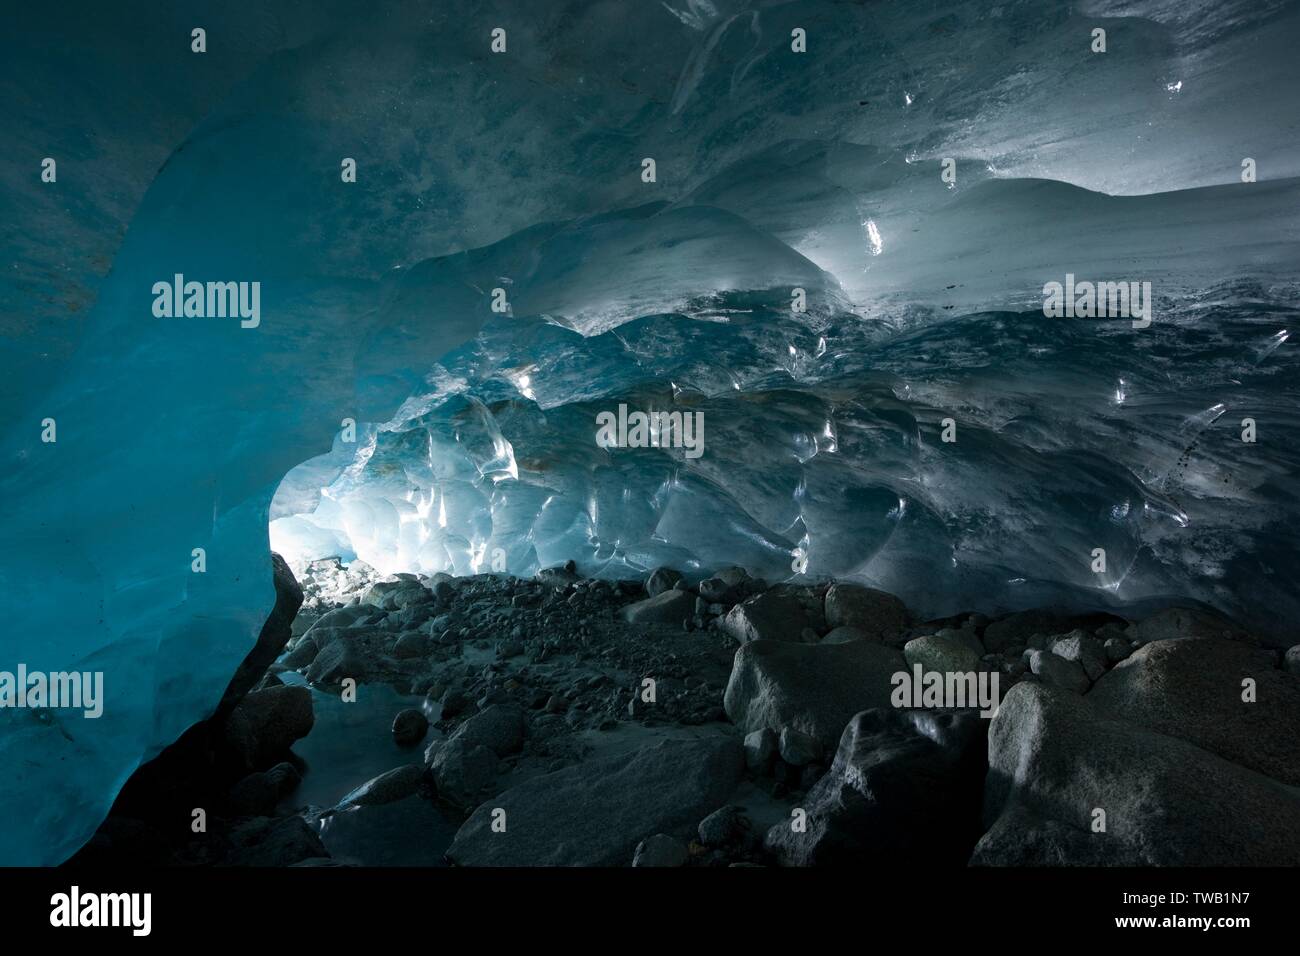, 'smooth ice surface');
3,0,1299,864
